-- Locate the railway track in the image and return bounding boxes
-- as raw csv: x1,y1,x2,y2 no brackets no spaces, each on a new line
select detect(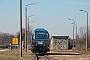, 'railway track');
35,54,52,60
